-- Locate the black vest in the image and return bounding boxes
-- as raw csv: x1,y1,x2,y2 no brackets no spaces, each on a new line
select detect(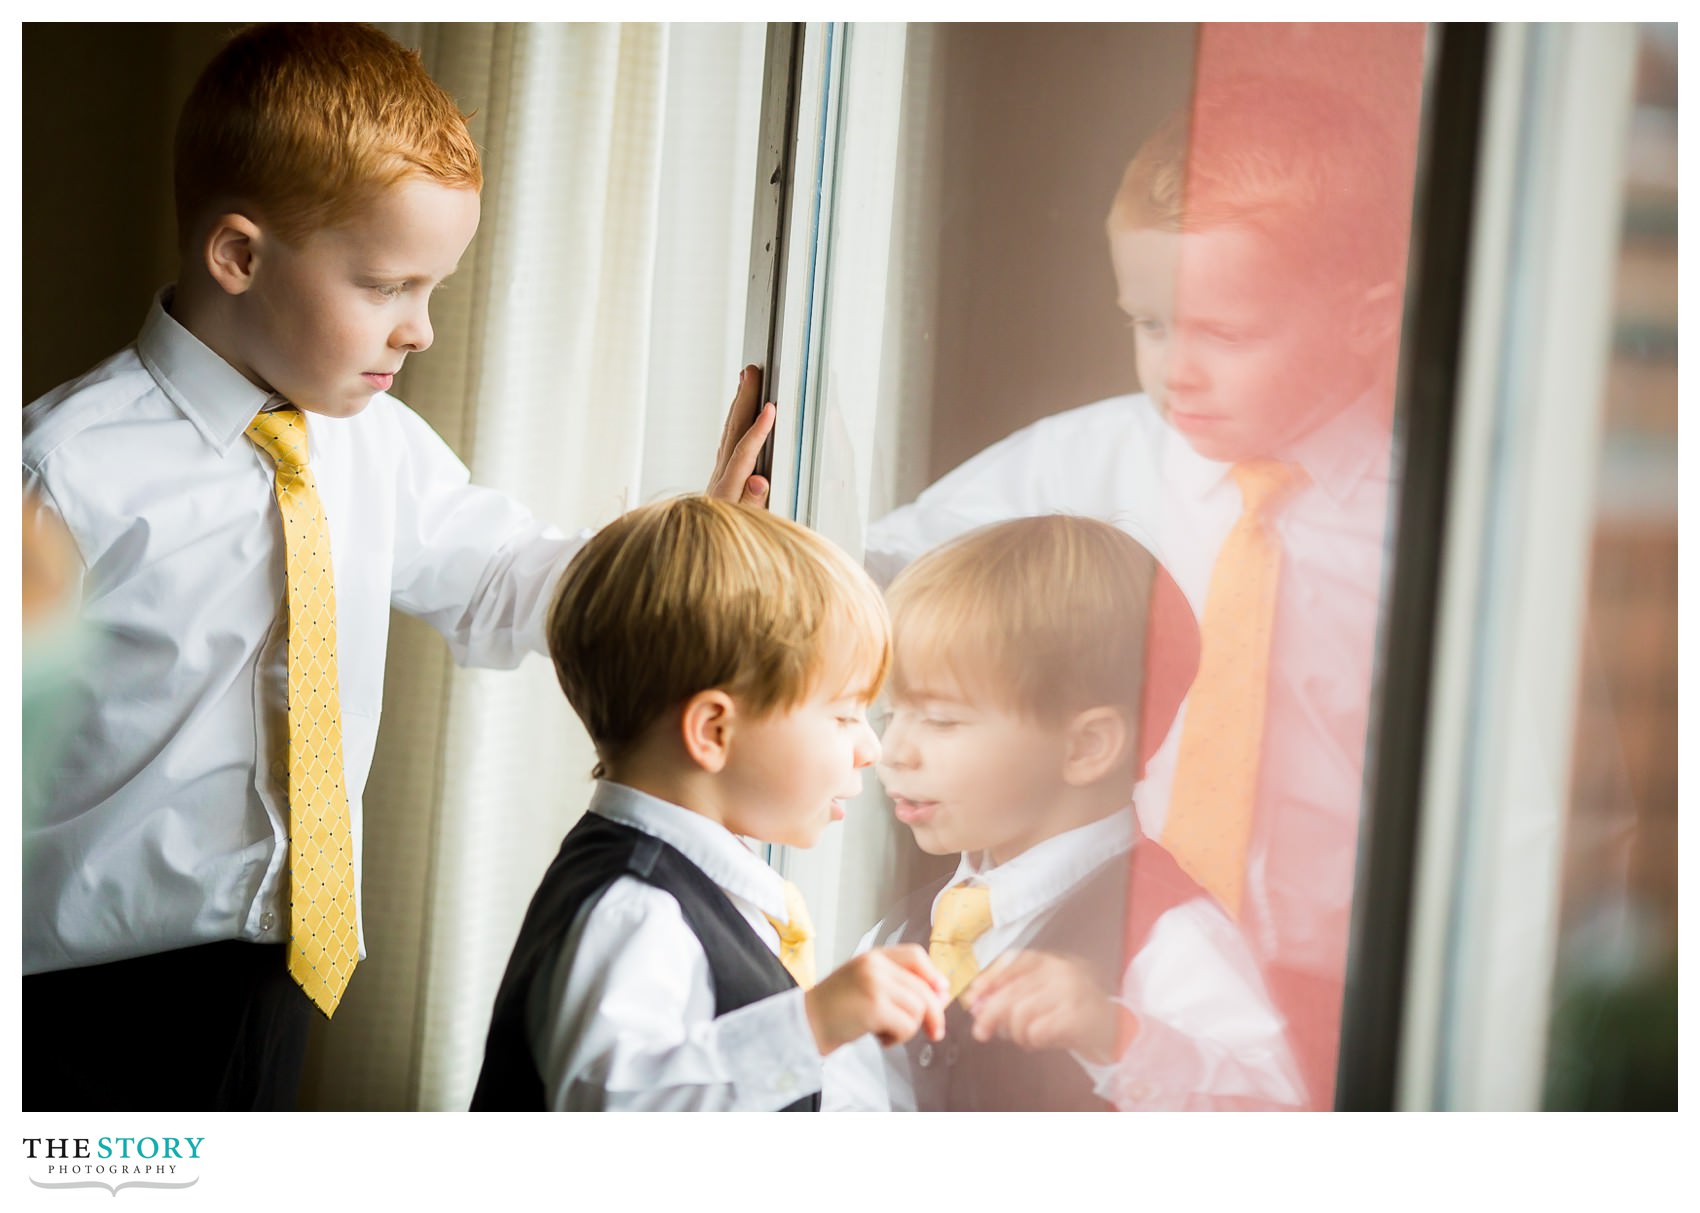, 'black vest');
470,812,819,1111
894,838,1204,1111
